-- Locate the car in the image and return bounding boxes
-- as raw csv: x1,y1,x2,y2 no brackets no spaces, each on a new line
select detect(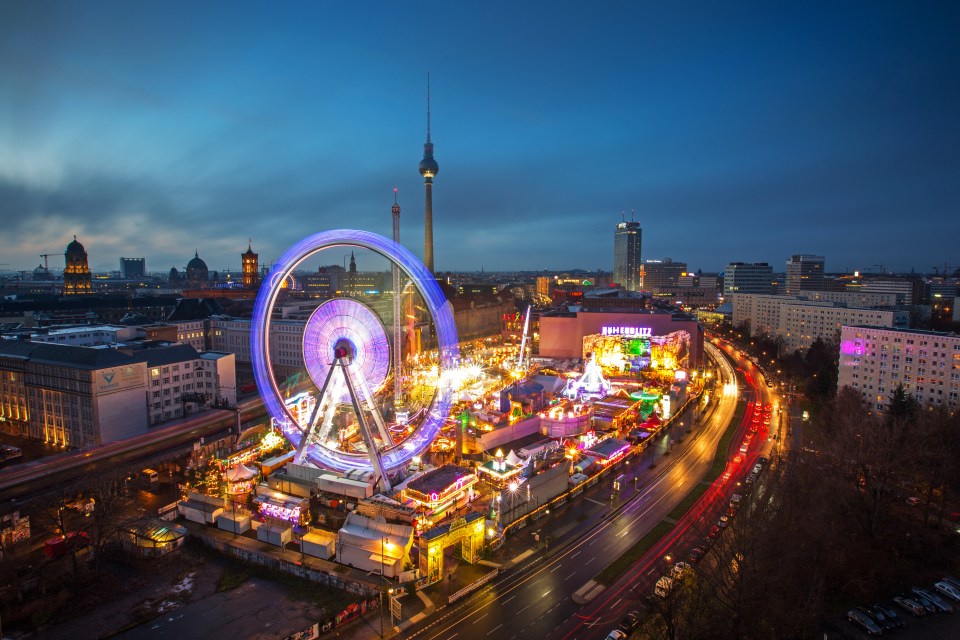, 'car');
605,631,627,640
618,611,642,633
749,424,759,433
726,506,738,518
872,603,905,629
688,546,706,564
893,595,926,617
733,454,744,464
708,525,721,538
936,581,960,602
847,609,882,635
752,463,763,474
906,590,937,613
744,475,755,486
717,516,730,528
857,605,894,632
758,456,768,464
906,496,920,506
942,576,960,592
739,443,749,454
912,587,953,613
730,493,743,506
